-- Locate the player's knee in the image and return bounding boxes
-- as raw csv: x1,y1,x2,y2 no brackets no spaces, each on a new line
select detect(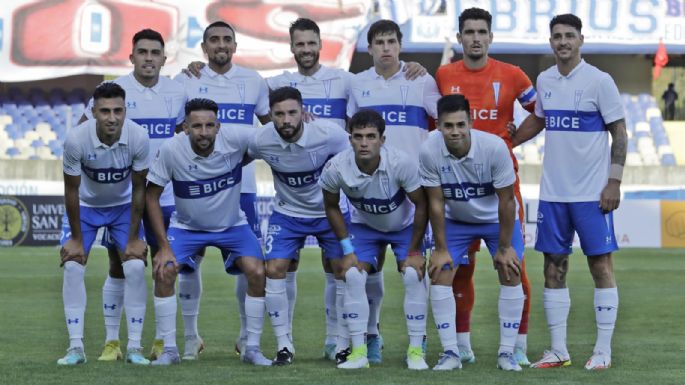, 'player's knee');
344,268,366,286
588,254,615,286
63,259,85,271
265,260,287,279
154,266,177,295
122,259,145,277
